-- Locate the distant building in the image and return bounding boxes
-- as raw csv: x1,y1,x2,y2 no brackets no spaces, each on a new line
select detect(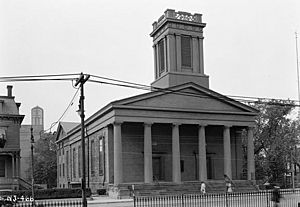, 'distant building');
56,9,258,196
0,85,24,190
20,106,44,182
31,106,44,129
